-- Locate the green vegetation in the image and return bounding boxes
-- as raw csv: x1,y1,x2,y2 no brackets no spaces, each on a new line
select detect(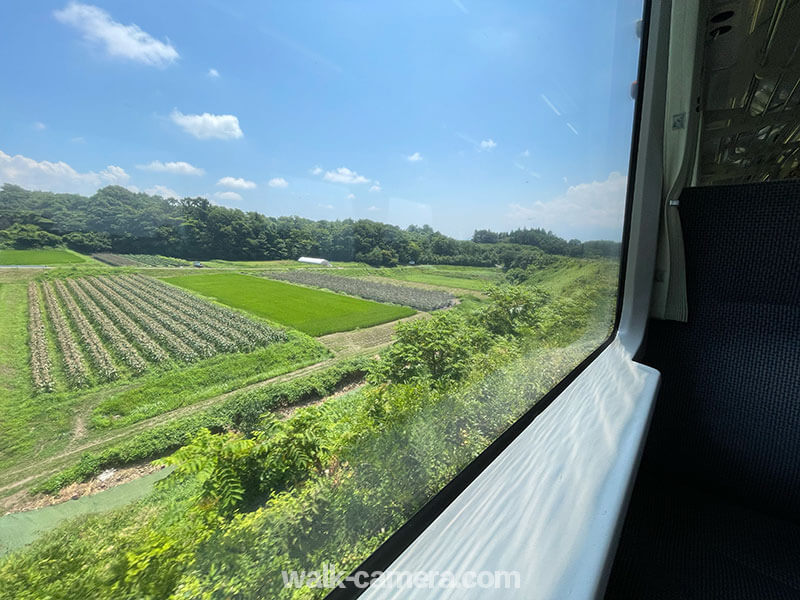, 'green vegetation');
367,264,502,291
204,259,365,269
0,189,623,600
0,330,327,473
0,283,31,406
0,274,616,598
0,248,87,265
264,269,455,310
90,331,326,428
162,273,415,336
19,273,289,397
123,254,191,267
1,184,620,266
34,357,370,494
